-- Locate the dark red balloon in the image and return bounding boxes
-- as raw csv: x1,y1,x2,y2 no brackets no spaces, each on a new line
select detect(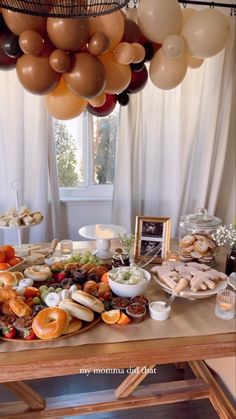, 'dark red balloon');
87,94,117,117
126,65,148,94
0,31,18,69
